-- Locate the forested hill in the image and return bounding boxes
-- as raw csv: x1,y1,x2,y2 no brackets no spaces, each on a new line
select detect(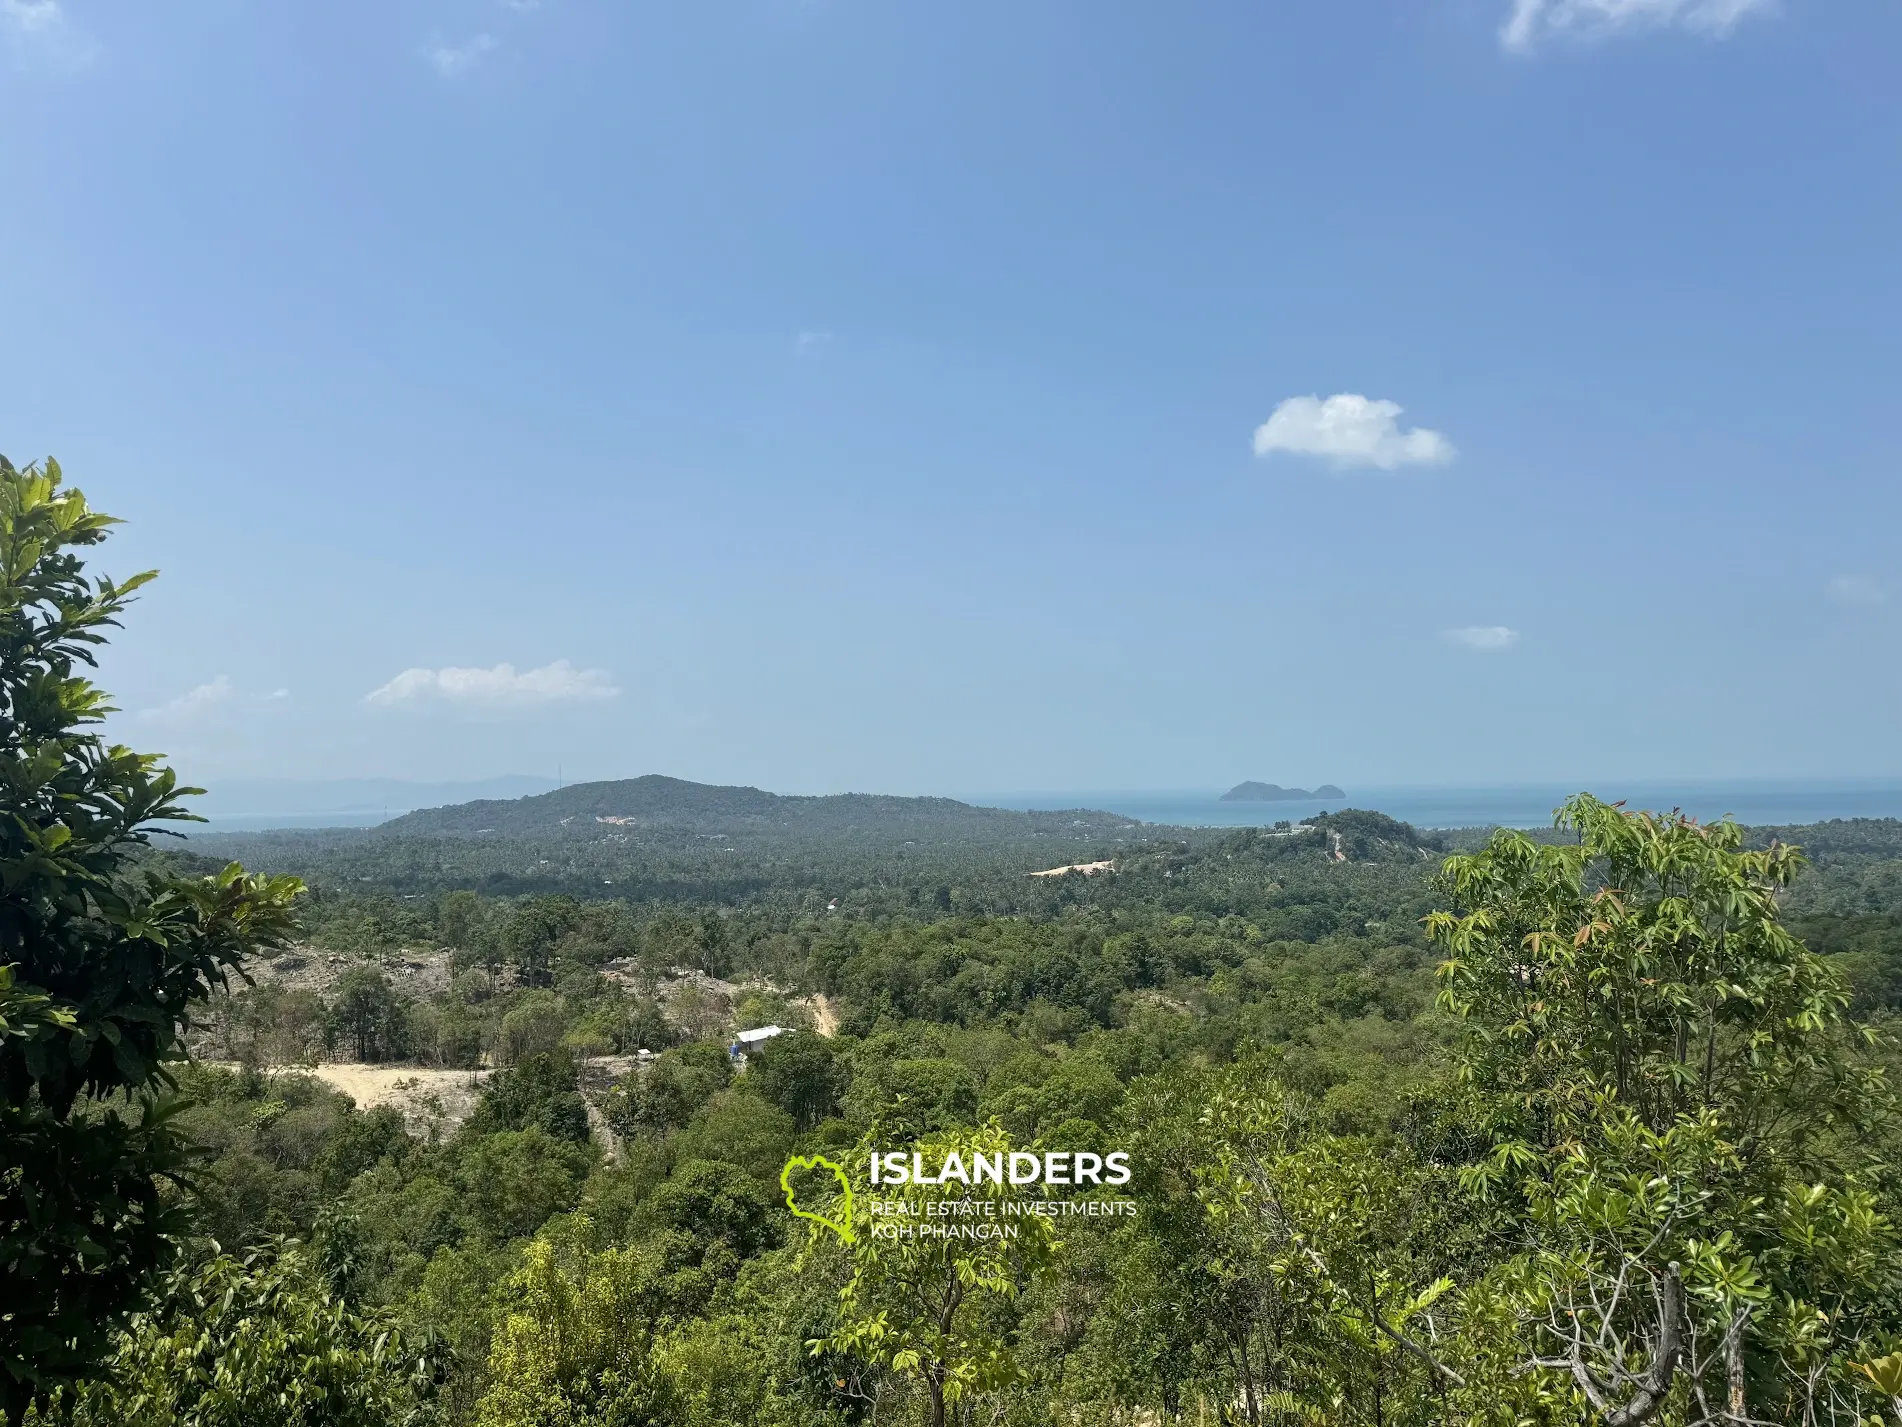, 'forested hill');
1060,809,1449,928
377,773,1138,839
